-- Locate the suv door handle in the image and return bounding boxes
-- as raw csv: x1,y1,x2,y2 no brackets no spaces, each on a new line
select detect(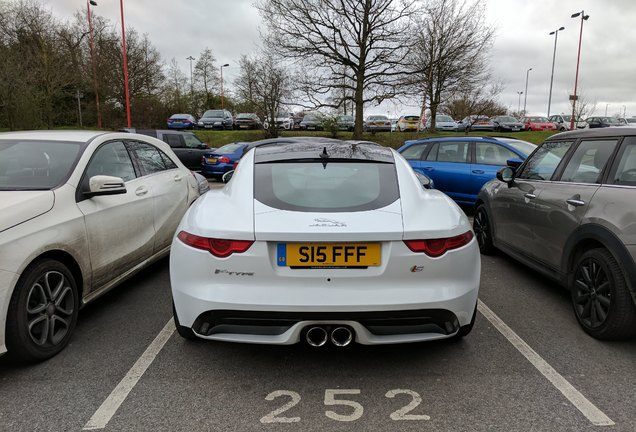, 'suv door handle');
566,198,585,207
135,186,148,196
524,193,536,199
174,175,182,182
472,170,485,174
